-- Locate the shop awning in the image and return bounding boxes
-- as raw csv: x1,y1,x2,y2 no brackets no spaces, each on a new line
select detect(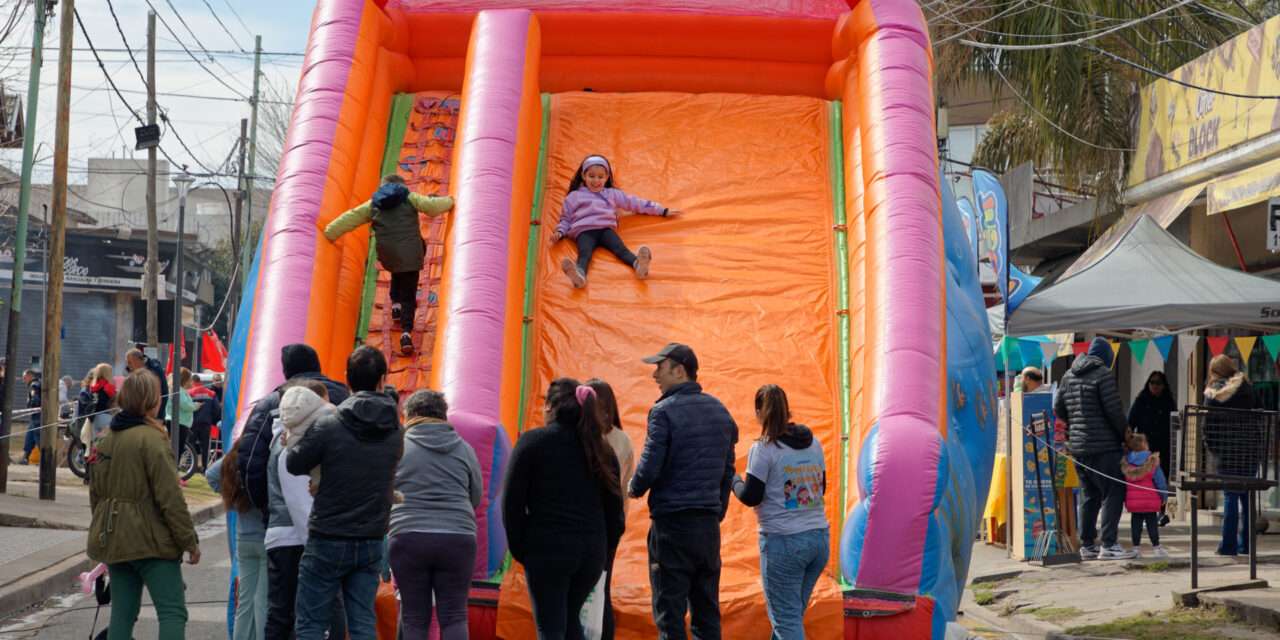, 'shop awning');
1005,214,1280,335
